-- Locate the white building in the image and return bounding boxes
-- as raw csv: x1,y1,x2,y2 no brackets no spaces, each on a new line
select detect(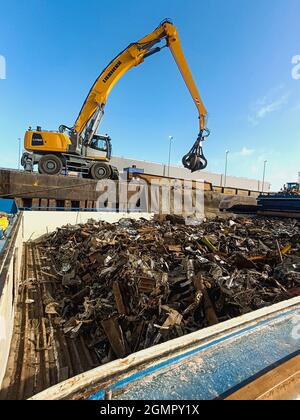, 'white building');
110,156,271,192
